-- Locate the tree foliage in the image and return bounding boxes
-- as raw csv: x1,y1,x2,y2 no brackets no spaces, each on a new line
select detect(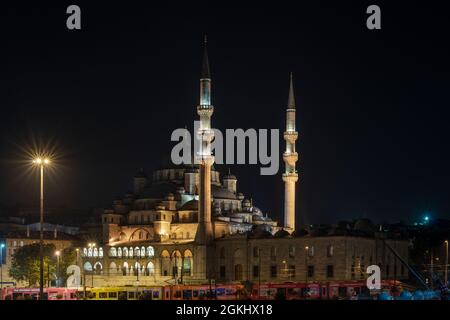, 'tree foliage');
9,243,78,287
